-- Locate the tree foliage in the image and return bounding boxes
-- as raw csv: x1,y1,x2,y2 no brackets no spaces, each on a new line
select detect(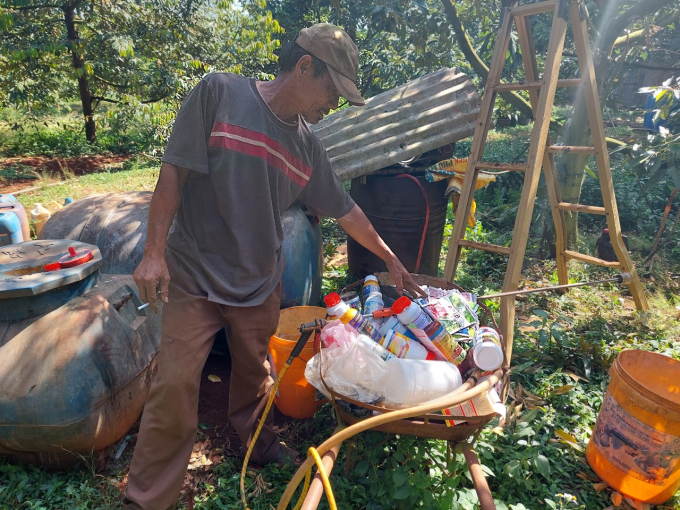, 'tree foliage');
0,0,282,142
265,0,468,99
